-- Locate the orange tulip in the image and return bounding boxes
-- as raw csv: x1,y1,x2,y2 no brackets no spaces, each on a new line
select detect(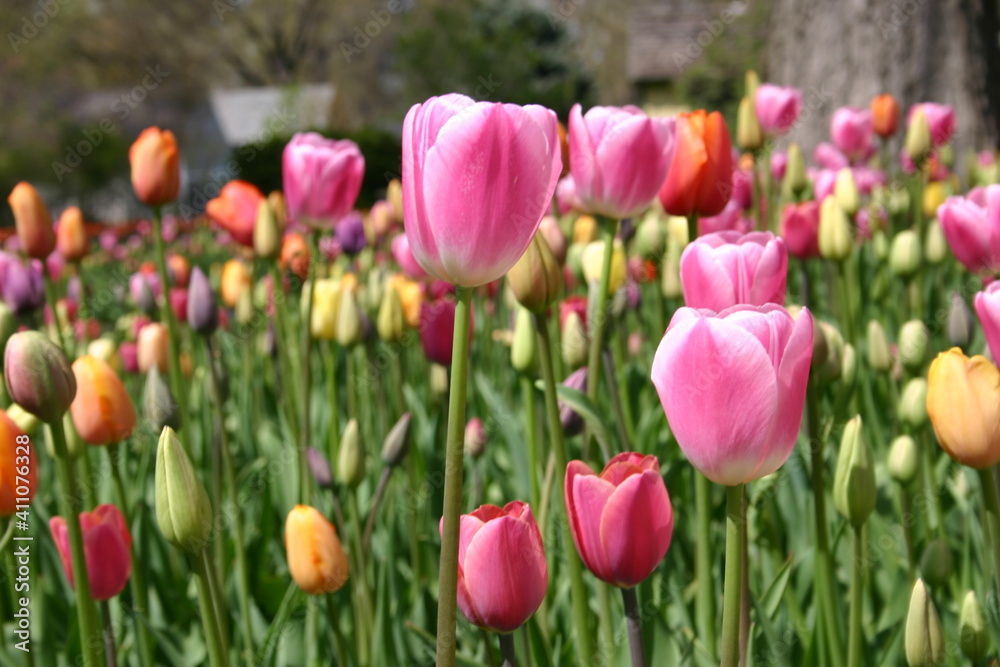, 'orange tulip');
220,260,252,308
56,206,88,261
658,110,734,218
129,127,180,206
0,409,37,517
871,93,900,138
206,180,264,248
70,356,137,445
167,254,190,288
284,505,349,594
926,348,1000,468
389,274,424,328
280,233,311,282
7,182,55,259
137,322,169,374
